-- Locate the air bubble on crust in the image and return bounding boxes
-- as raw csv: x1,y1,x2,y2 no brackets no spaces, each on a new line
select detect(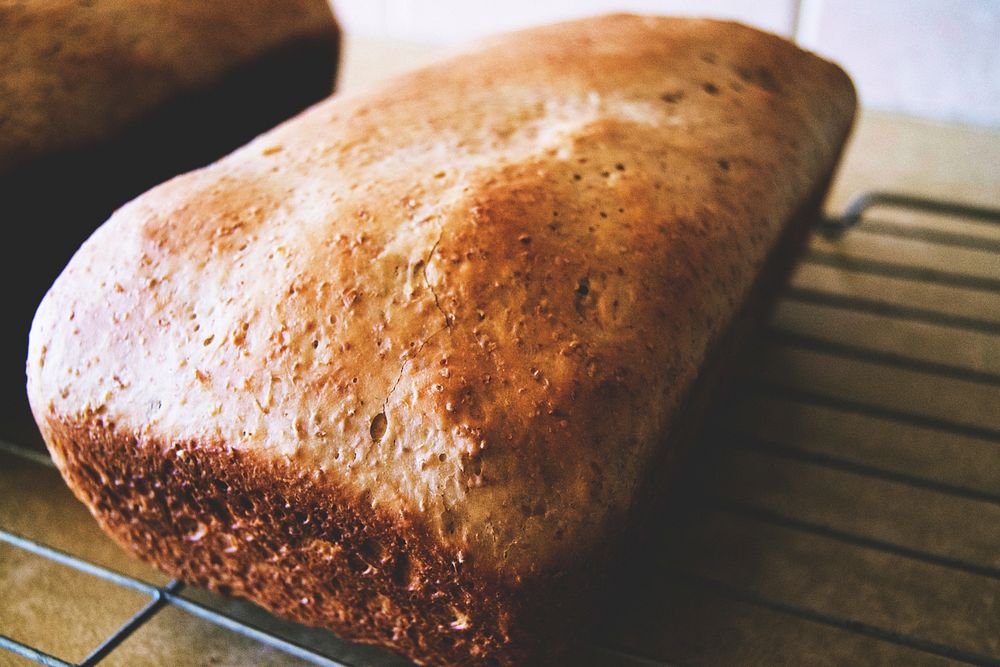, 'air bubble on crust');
361,538,388,564
184,521,208,542
370,412,387,441
221,533,240,554
449,607,470,630
391,552,413,587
